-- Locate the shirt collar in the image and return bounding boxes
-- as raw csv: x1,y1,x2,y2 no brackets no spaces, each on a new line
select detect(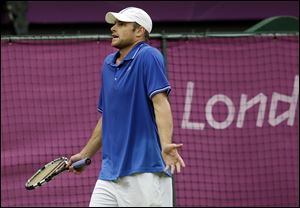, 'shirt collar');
123,41,146,61
109,41,146,66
